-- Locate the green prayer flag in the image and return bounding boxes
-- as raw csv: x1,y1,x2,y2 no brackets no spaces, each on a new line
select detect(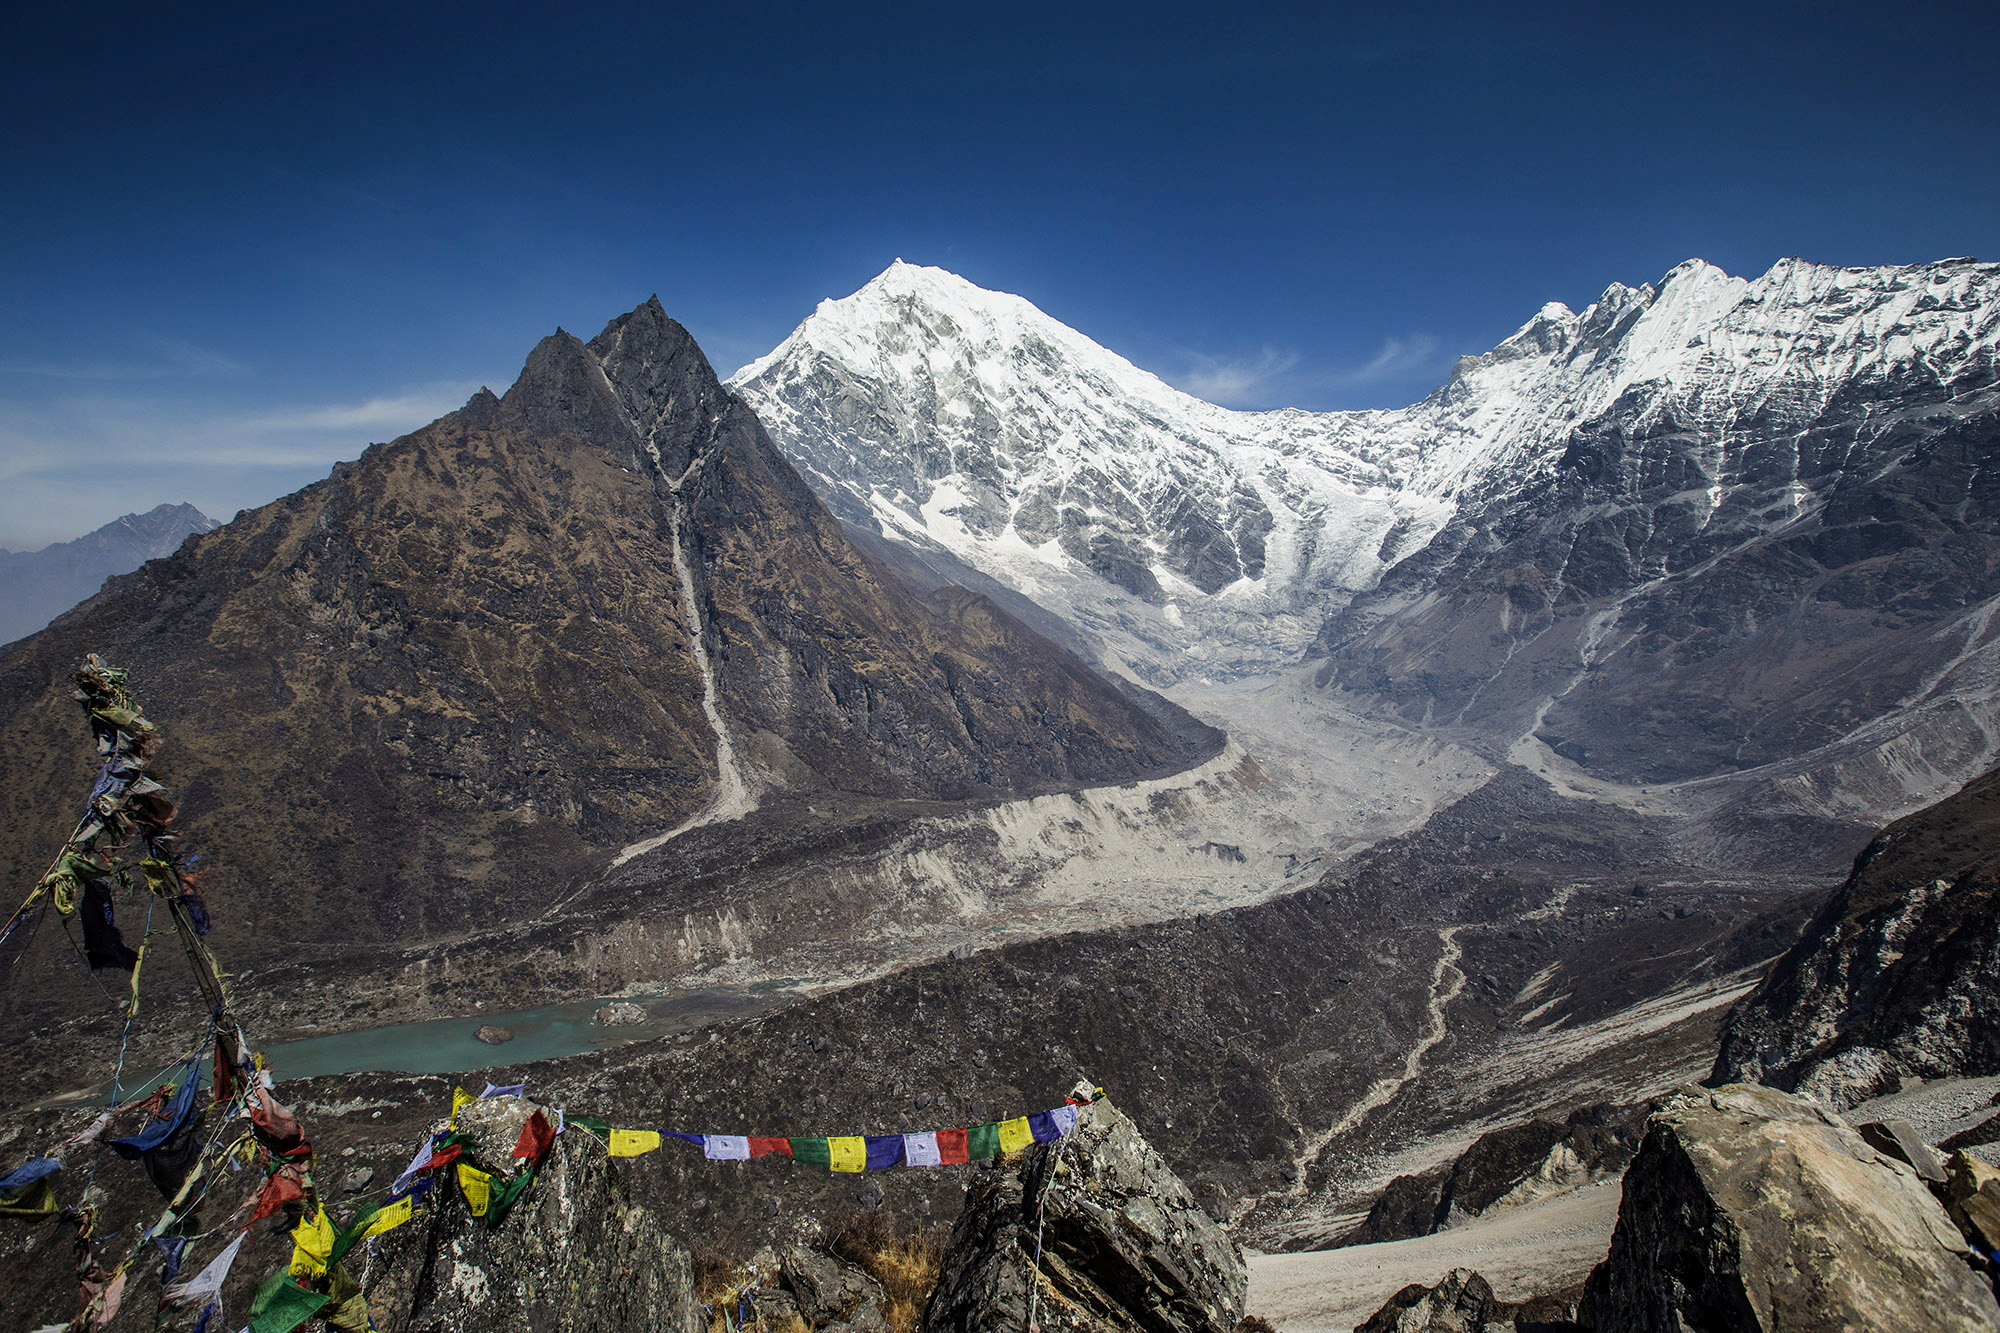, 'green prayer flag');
788,1137,831,1167
249,1271,330,1333
967,1122,1001,1161
329,1202,382,1265
568,1115,610,1138
486,1166,538,1226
